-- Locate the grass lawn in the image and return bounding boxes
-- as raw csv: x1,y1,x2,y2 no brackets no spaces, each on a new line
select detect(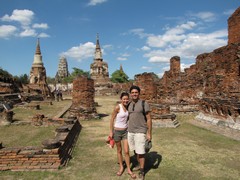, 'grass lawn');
0,96,240,180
